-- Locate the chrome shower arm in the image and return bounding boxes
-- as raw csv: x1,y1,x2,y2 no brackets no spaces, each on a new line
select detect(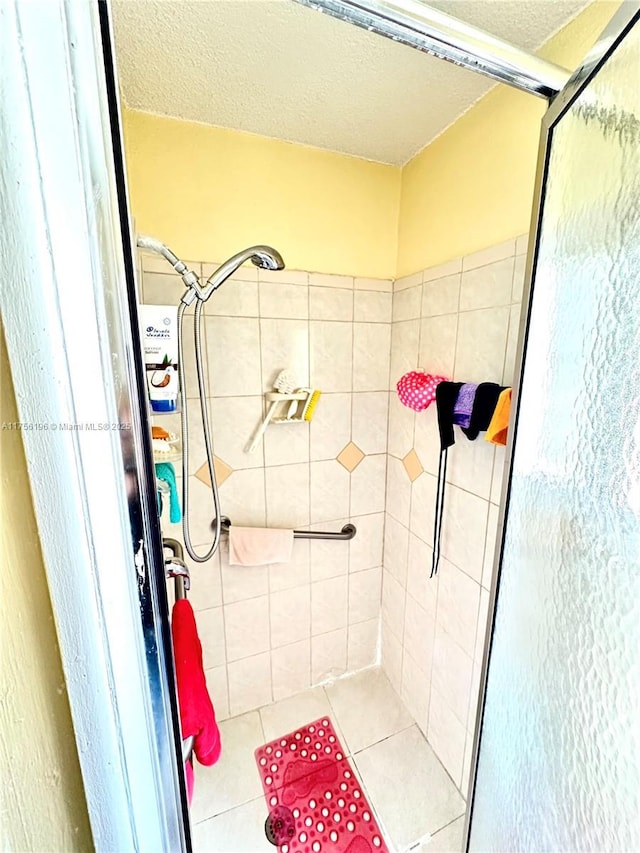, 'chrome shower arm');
136,234,202,298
